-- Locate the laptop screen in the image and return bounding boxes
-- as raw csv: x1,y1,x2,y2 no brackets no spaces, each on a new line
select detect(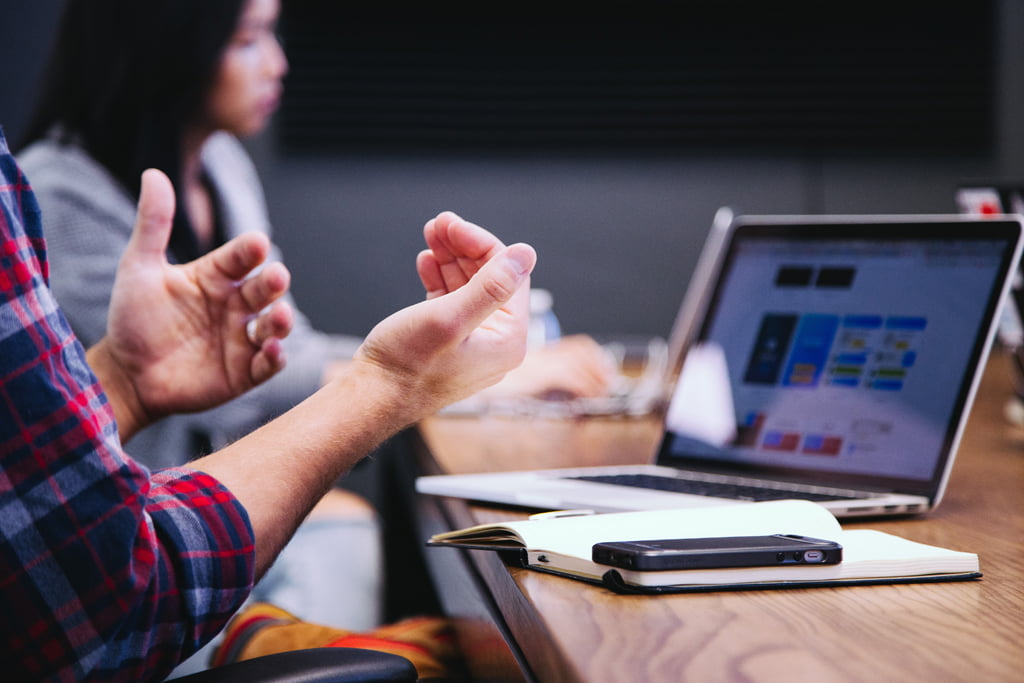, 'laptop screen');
658,217,1022,496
